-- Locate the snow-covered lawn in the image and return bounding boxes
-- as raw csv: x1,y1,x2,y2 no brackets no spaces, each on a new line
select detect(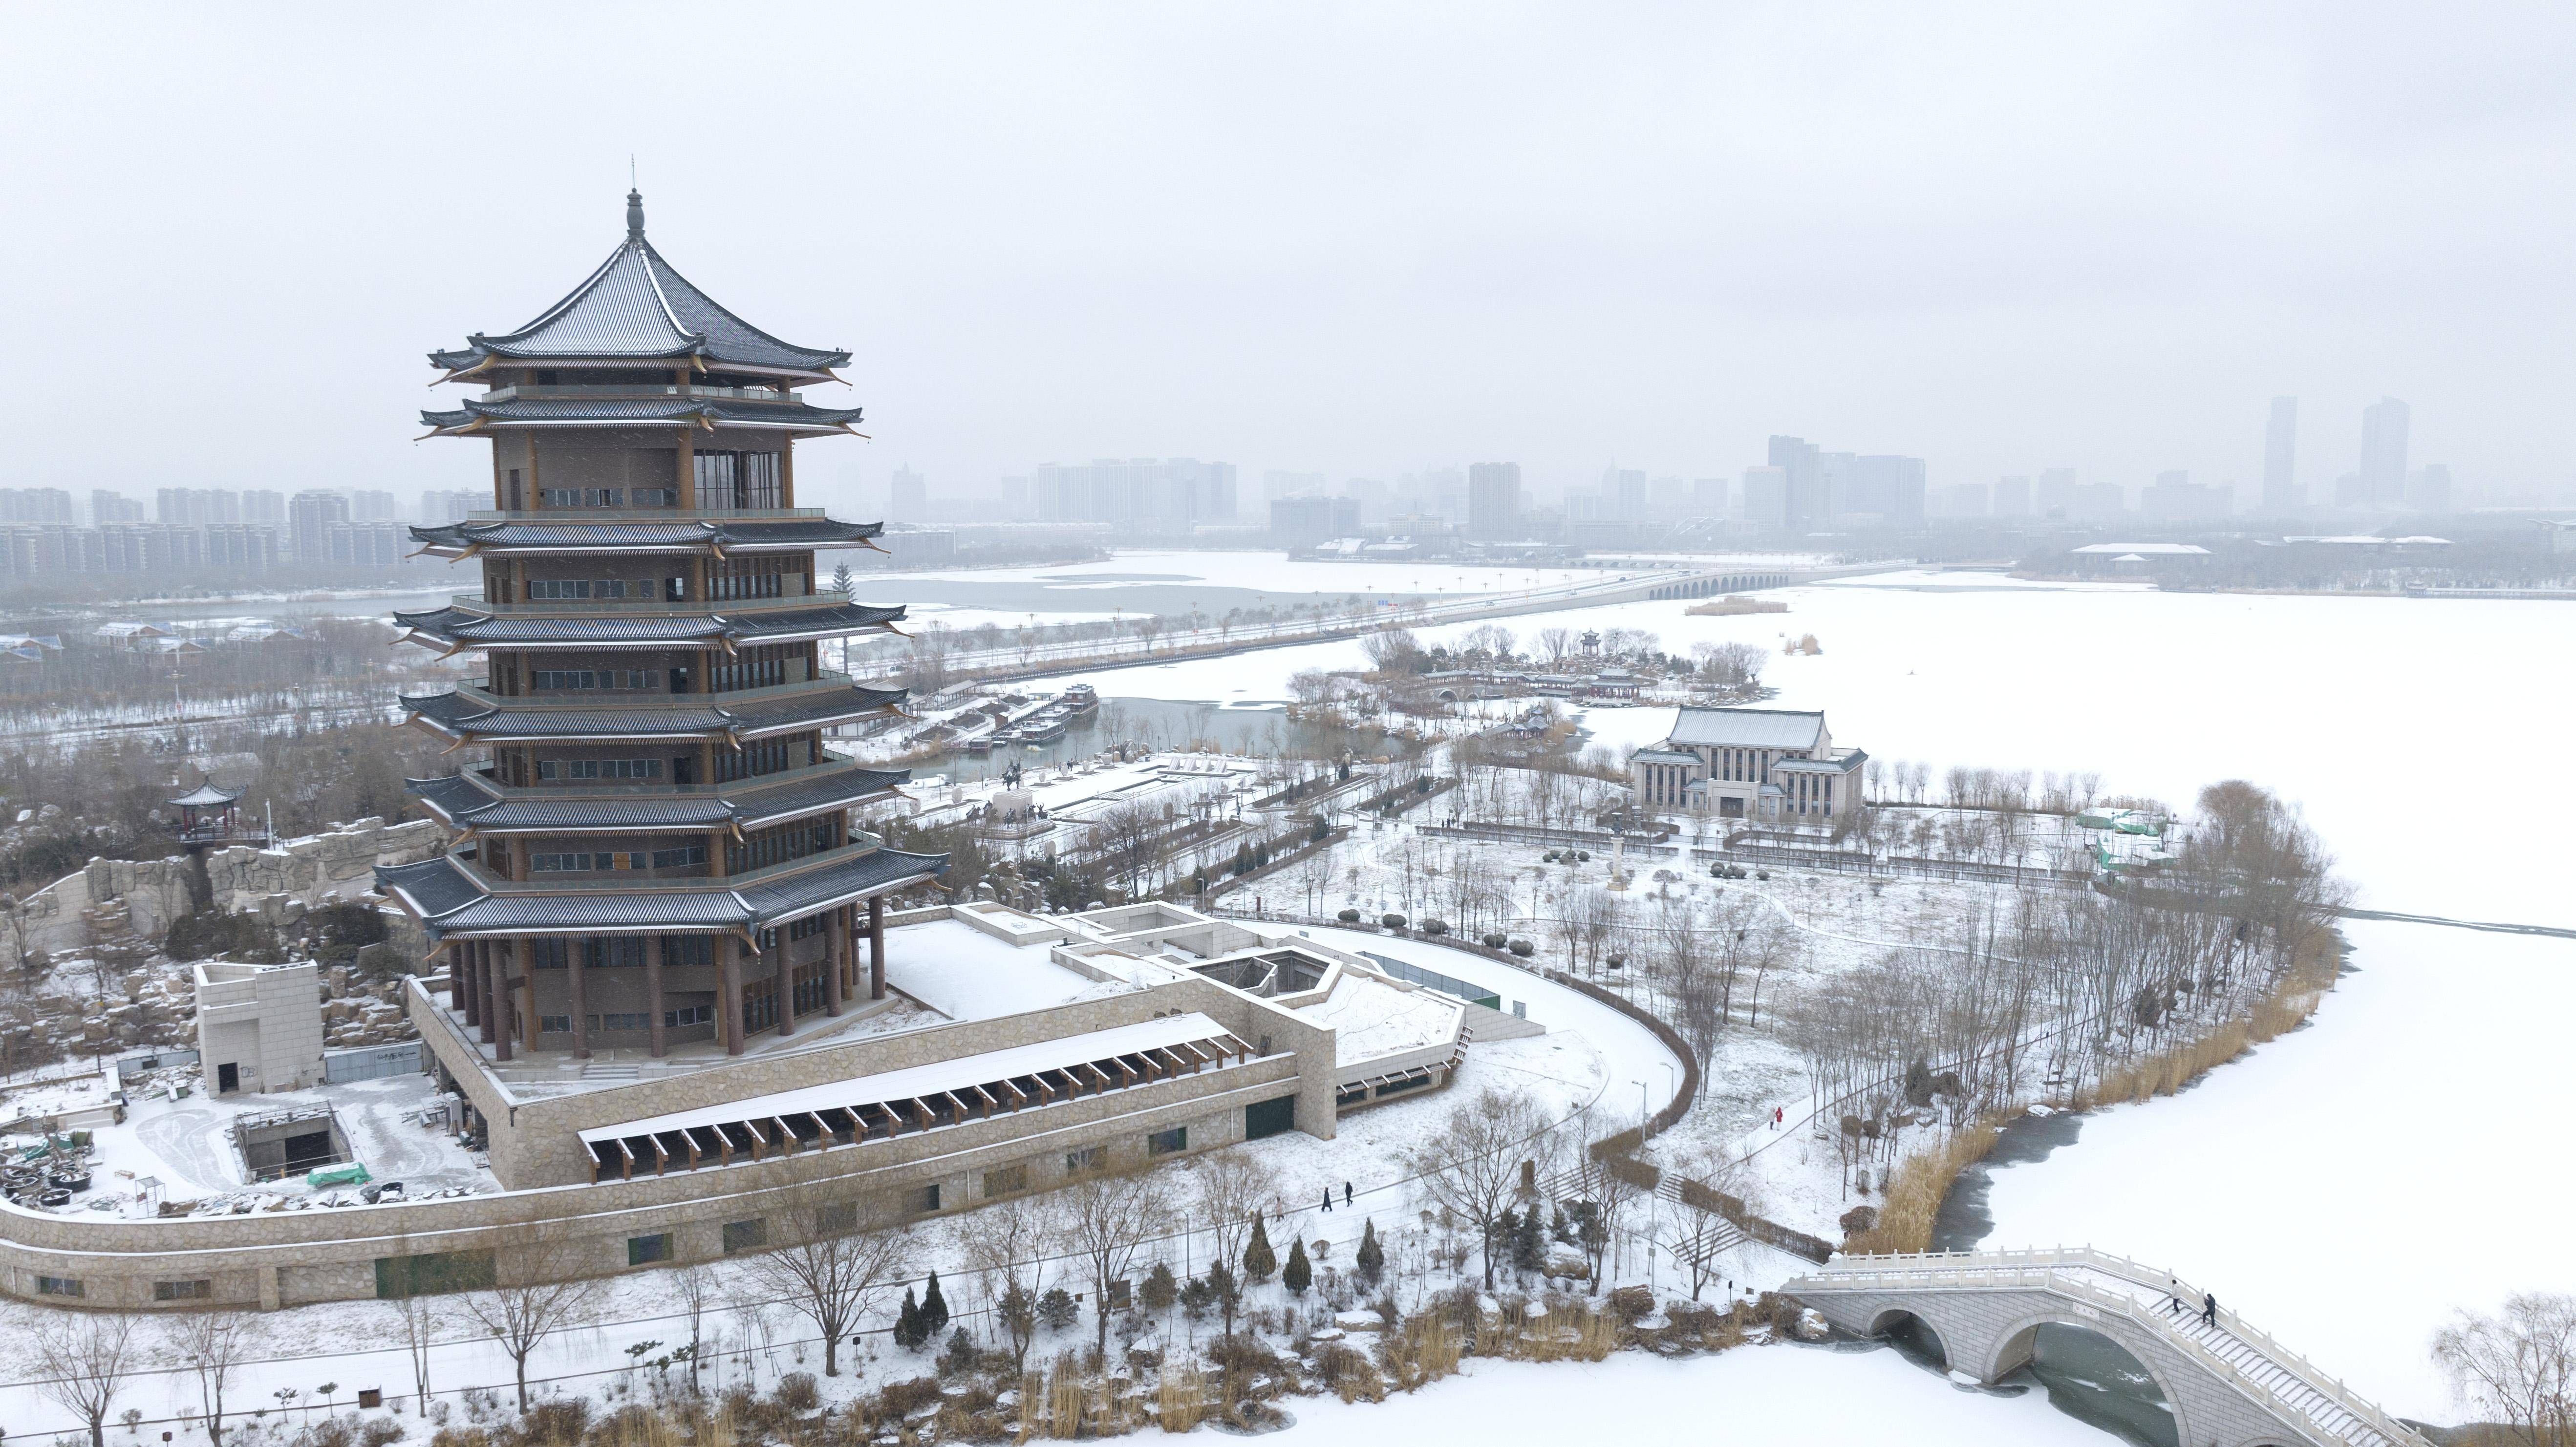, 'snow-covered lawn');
1268,1342,2117,1447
